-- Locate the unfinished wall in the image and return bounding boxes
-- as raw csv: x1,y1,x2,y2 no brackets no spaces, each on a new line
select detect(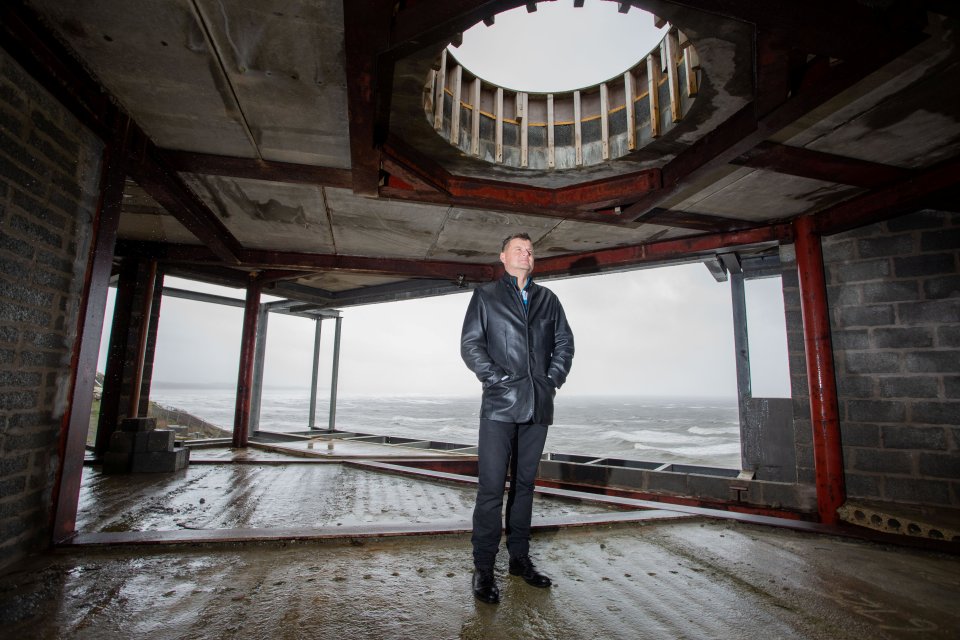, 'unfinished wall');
0,49,103,569
784,210,960,514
